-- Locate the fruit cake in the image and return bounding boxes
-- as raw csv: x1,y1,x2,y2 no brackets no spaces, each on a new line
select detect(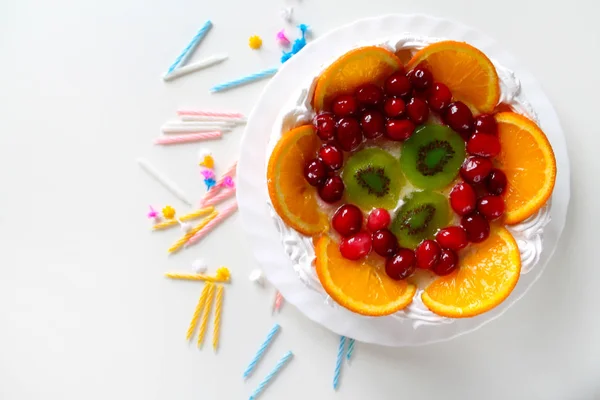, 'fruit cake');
266,37,556,320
